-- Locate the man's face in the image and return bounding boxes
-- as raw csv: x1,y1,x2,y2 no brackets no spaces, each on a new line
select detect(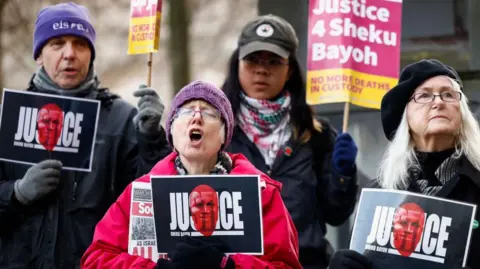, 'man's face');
36,35,91,89
189,184,218,236
37,103,64,151
393,203,426,256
